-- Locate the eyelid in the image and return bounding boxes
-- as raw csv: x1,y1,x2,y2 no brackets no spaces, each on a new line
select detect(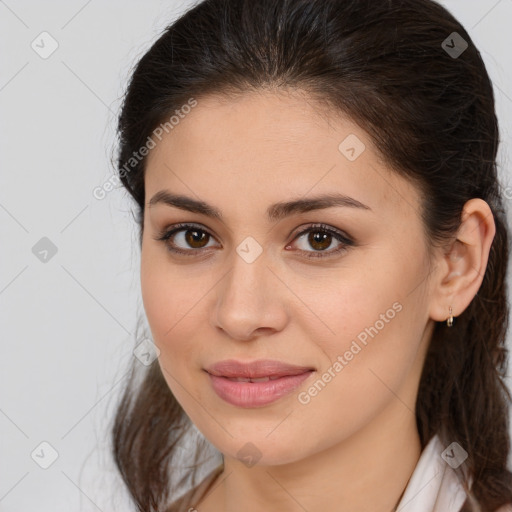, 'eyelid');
153,221,355,258
287,223,354,258
288,222,352,243
154,222,219,249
